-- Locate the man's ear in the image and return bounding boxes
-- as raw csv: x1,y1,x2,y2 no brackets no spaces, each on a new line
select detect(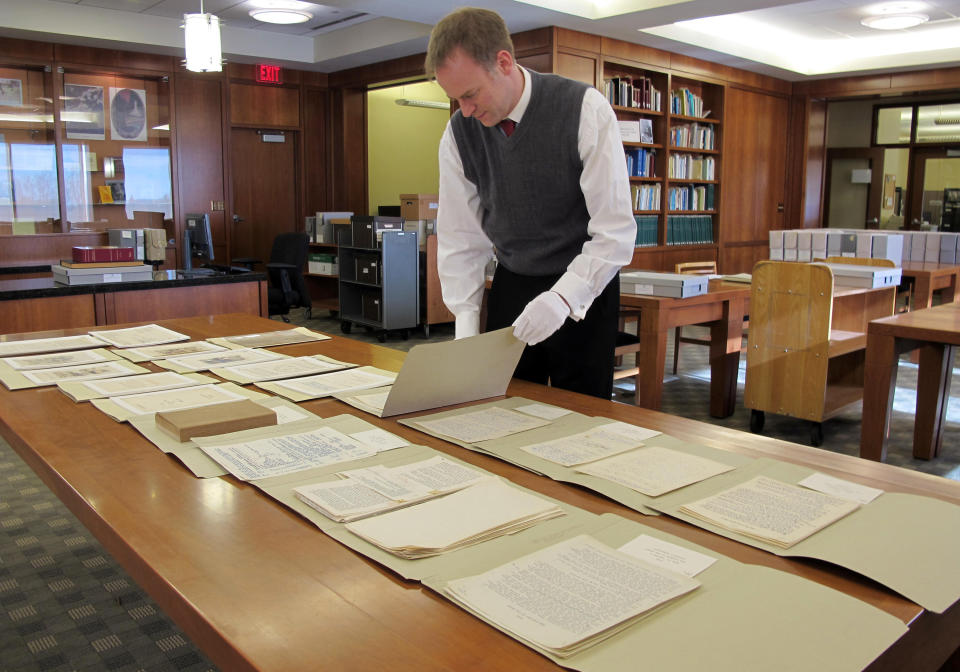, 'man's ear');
494,49,515,75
